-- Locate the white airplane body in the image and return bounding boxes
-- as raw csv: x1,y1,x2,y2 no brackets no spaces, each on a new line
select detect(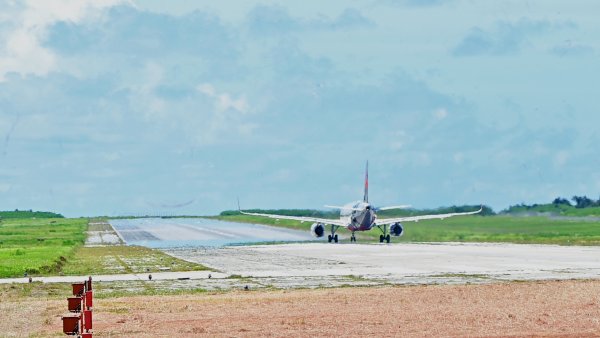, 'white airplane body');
241,162,481,243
